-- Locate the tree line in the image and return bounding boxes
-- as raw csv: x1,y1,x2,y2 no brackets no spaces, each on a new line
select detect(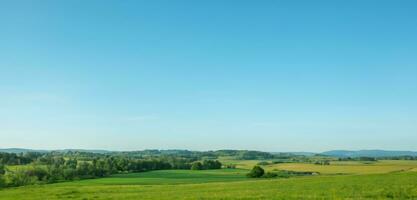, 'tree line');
0,152,222,188
190,160,222,170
